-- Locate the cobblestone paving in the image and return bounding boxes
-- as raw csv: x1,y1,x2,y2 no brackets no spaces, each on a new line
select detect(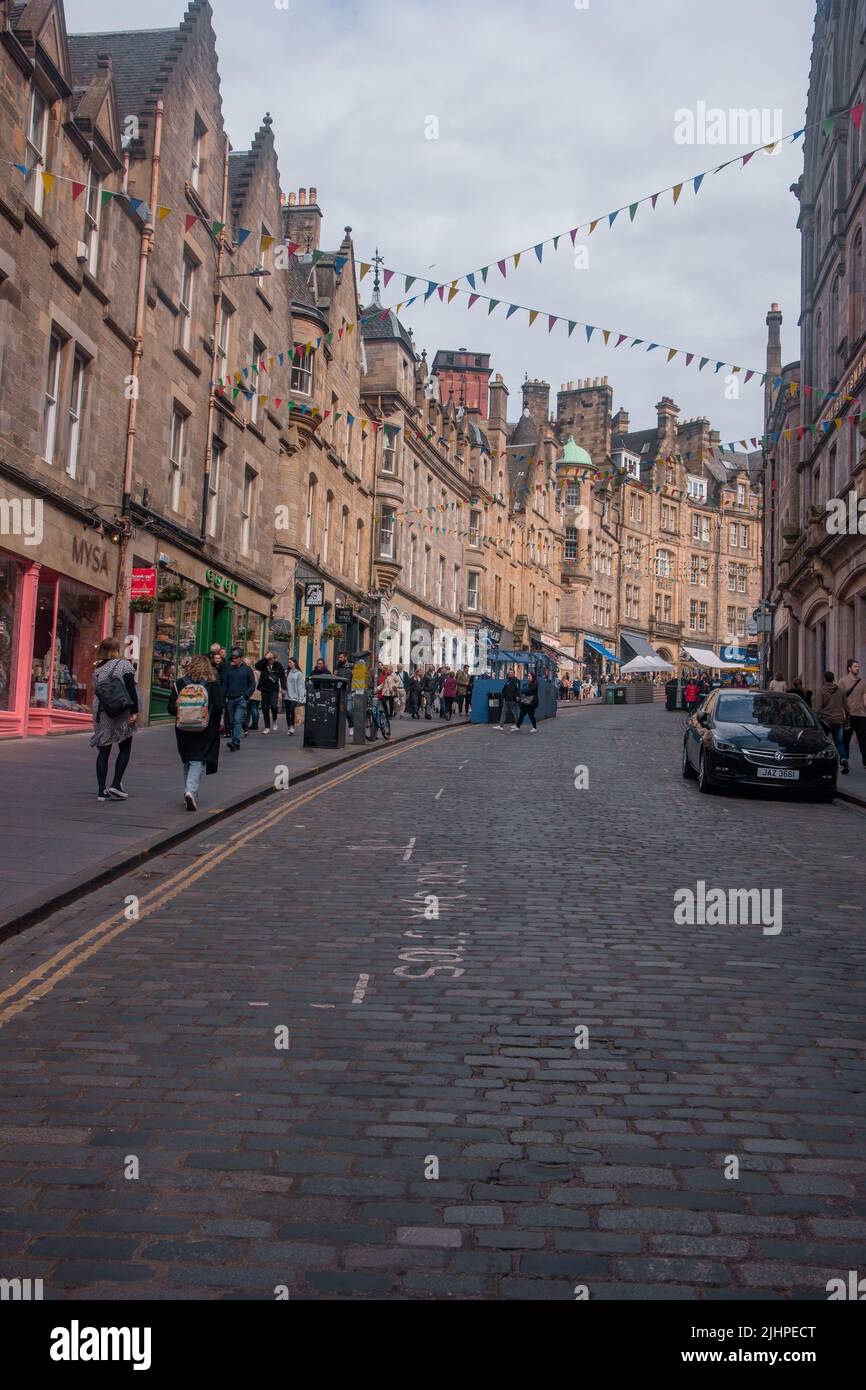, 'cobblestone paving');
0,705,864,1300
